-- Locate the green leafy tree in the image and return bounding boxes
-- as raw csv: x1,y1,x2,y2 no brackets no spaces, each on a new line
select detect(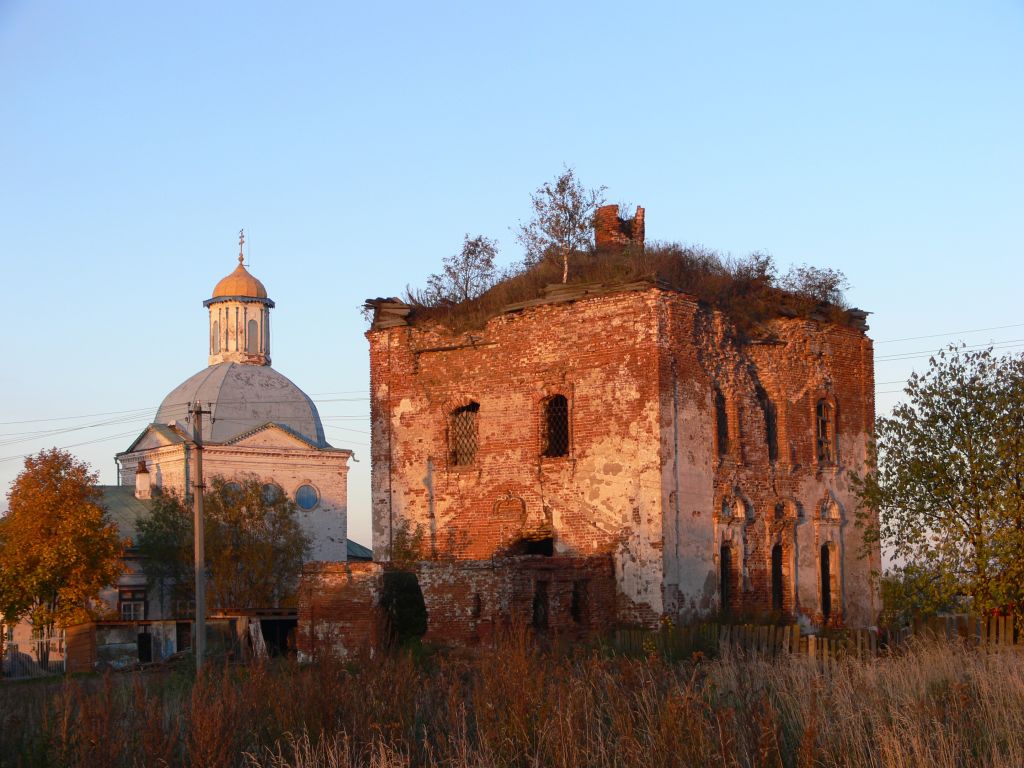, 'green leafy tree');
852,345,1024,620
516,166,606,283
138,476,311,611
135,487,193,616
0,449,125,666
